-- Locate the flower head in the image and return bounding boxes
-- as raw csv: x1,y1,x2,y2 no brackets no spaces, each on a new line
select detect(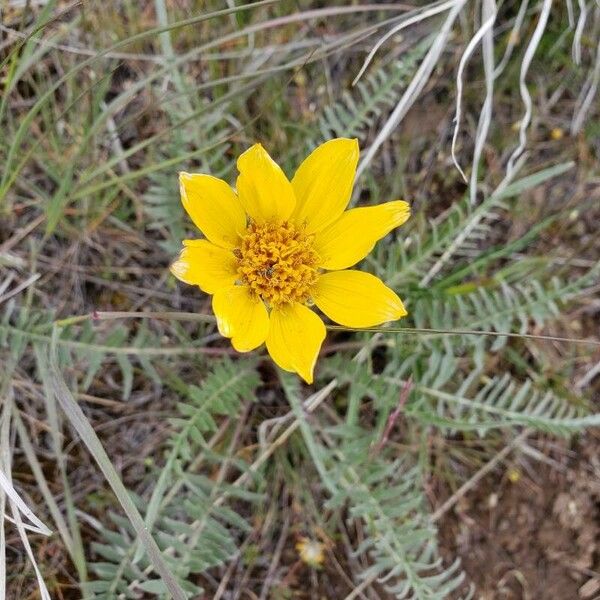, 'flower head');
296,537,326,568
171,138,409,383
